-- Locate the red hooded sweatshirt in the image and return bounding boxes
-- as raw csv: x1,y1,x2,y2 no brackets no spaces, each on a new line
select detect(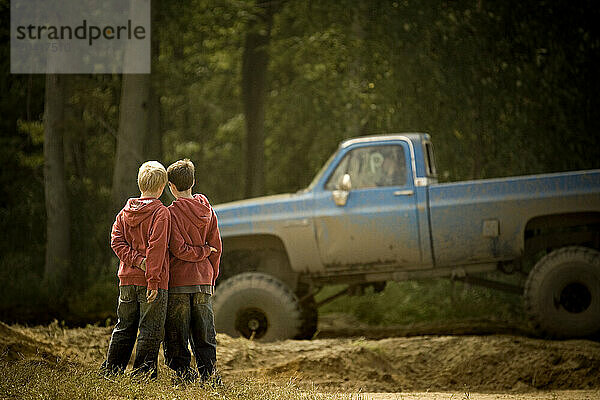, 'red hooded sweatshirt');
168,194,222,288
110,198,170,291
